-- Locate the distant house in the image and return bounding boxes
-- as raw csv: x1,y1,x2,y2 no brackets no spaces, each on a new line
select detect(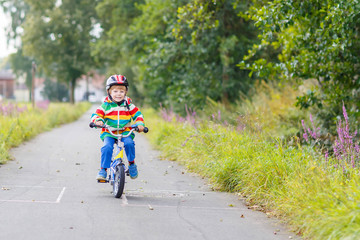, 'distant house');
74,72,105,103
0,70,15,99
